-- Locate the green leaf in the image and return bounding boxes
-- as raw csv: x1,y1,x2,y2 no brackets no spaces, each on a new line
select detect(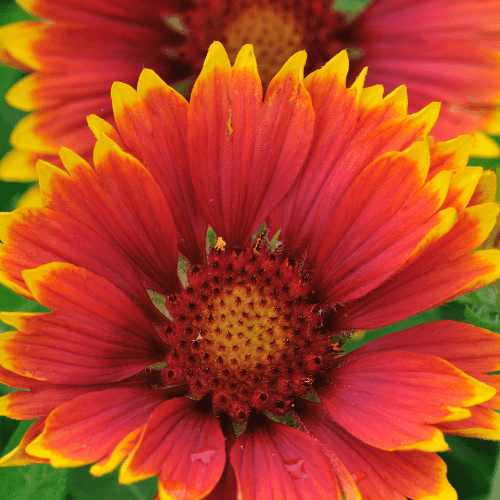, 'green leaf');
487,446,500,500
1,419,33,455
67,467,158,500
442,436,499,500
0,454,70,500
